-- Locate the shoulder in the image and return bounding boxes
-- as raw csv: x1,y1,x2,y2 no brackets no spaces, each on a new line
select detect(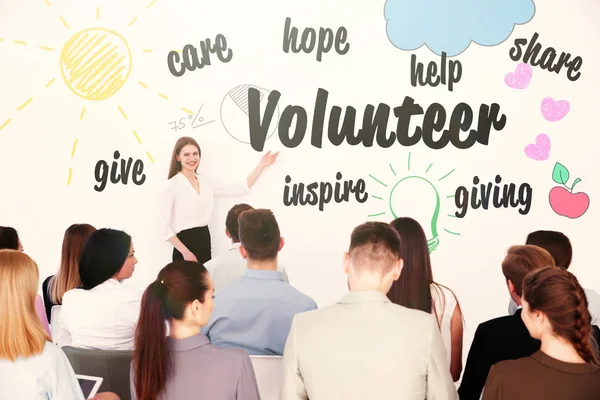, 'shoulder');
206,345,252,370
492,356,533,378
280,284,317,309
41,341,66,361
61,288,84,302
